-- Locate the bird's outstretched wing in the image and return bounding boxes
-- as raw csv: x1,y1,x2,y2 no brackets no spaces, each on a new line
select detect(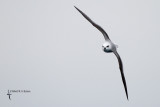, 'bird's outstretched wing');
74,6,110,41
113,51,128,100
